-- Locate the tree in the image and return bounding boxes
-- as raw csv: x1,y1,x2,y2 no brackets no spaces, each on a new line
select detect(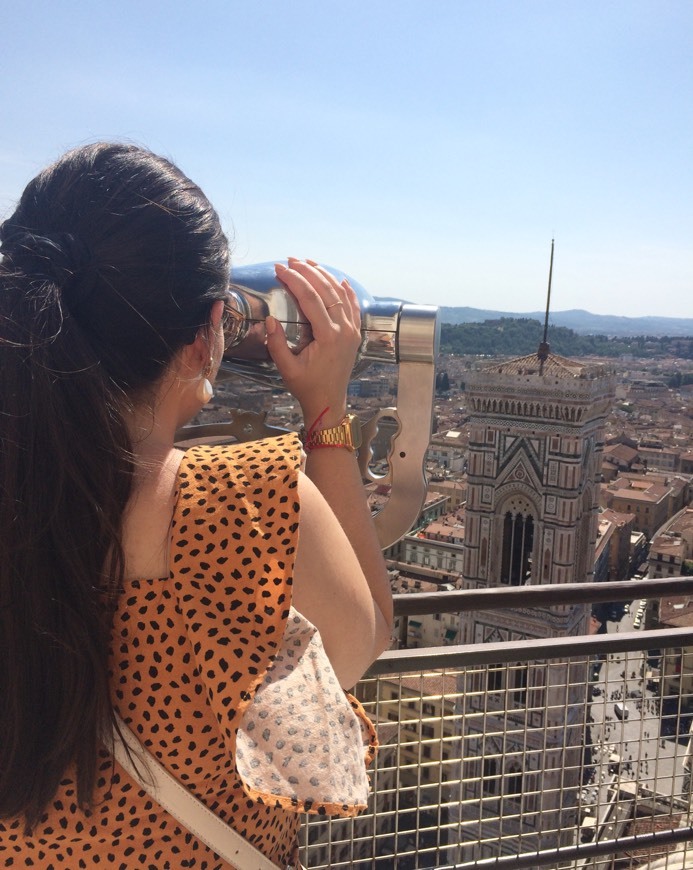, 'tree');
436,371,450,393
